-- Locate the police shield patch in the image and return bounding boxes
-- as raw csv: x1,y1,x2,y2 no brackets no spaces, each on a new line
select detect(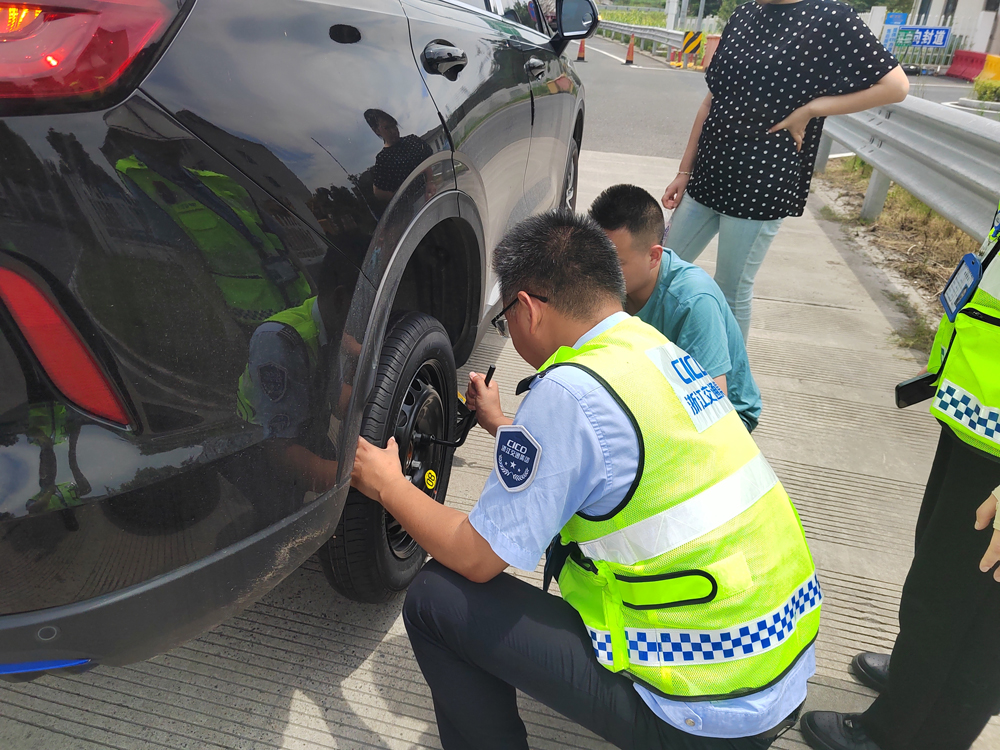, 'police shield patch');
494,425,542,492
258,363,287,402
